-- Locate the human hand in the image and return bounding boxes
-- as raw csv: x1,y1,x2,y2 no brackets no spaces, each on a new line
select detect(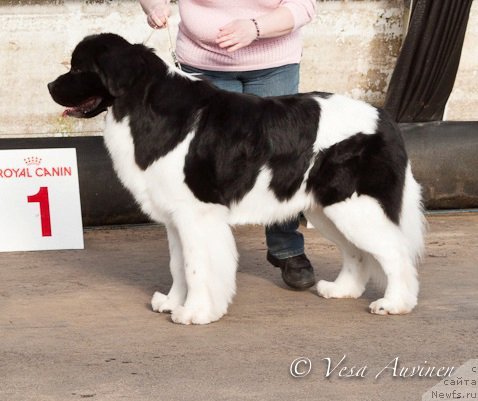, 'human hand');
216,19,258,52
146,3,171,29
